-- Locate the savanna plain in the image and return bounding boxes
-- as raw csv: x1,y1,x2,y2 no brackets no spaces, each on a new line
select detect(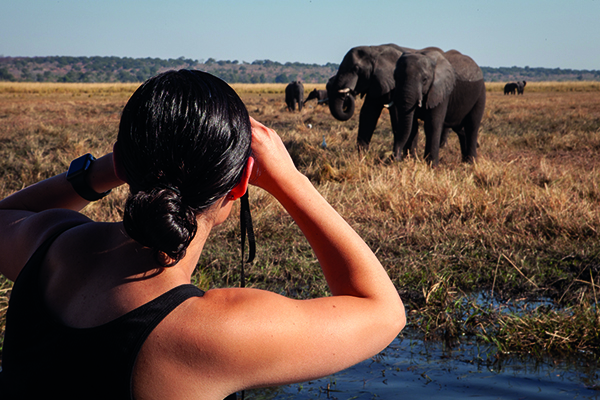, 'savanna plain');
0,81,599,366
